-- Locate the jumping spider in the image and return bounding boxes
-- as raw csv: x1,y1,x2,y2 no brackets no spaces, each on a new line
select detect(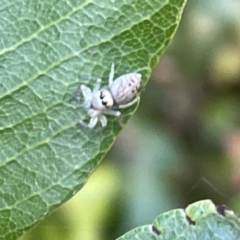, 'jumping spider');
78,62,142,128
